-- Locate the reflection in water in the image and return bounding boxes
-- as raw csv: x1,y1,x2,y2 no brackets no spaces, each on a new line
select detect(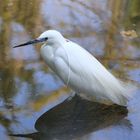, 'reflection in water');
10,95,128,140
